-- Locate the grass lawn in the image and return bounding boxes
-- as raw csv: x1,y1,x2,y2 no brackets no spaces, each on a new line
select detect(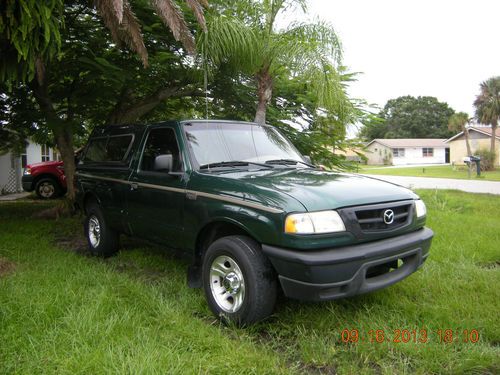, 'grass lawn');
359,165,500,181
0,191,499,374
